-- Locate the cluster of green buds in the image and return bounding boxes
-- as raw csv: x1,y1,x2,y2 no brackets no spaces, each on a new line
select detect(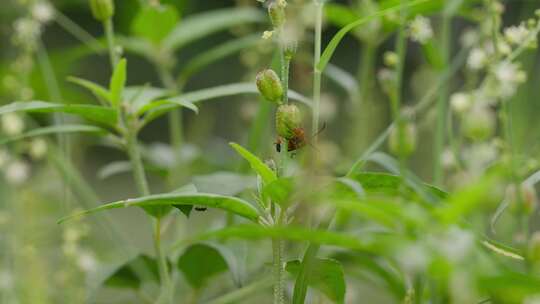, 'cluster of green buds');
89,0,114,21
